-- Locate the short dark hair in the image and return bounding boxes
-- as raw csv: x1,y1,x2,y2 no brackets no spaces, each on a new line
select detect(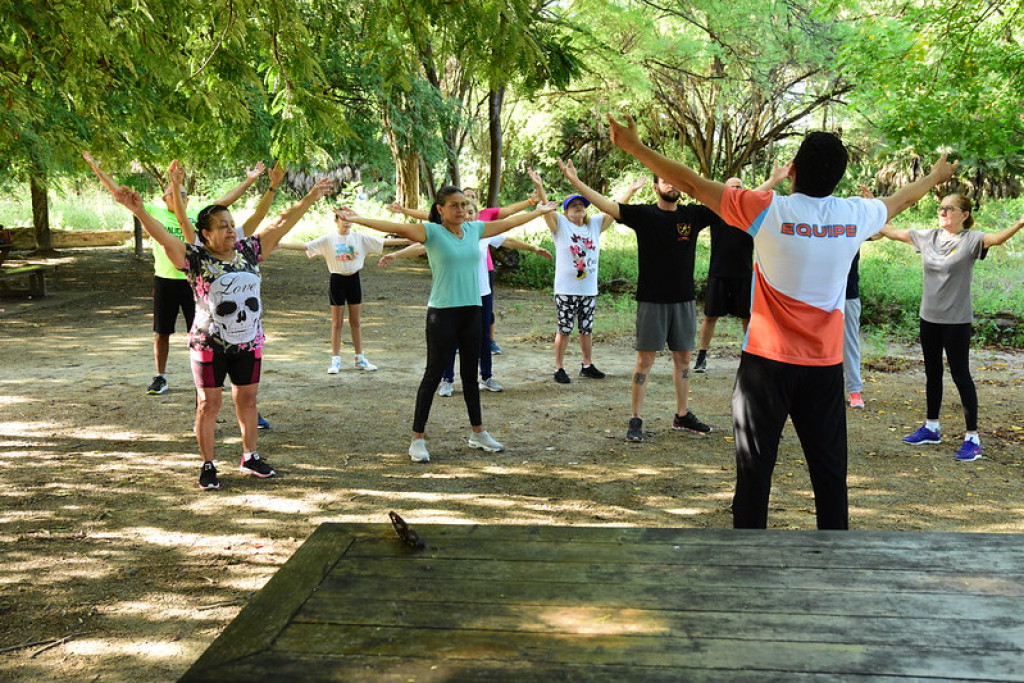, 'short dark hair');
792,132,848,198
195,204,229,245
428,186,464,224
